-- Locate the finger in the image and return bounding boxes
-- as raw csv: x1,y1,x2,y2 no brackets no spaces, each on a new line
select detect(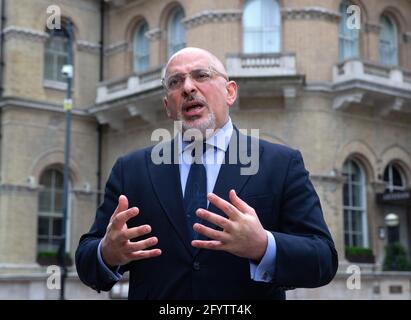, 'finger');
229,190,253,214
191,239,223,250
125,237,158,253
110,195,129,222
111,207,139,230
193,223,229,242
196,209,232,231
127,249,162,261
124,224,152,240
207,193,241,220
